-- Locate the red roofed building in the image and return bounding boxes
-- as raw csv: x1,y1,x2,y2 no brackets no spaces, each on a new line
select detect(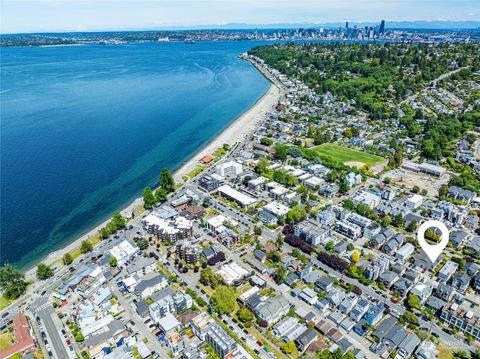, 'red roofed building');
0,314,35,359
200,155,214,164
